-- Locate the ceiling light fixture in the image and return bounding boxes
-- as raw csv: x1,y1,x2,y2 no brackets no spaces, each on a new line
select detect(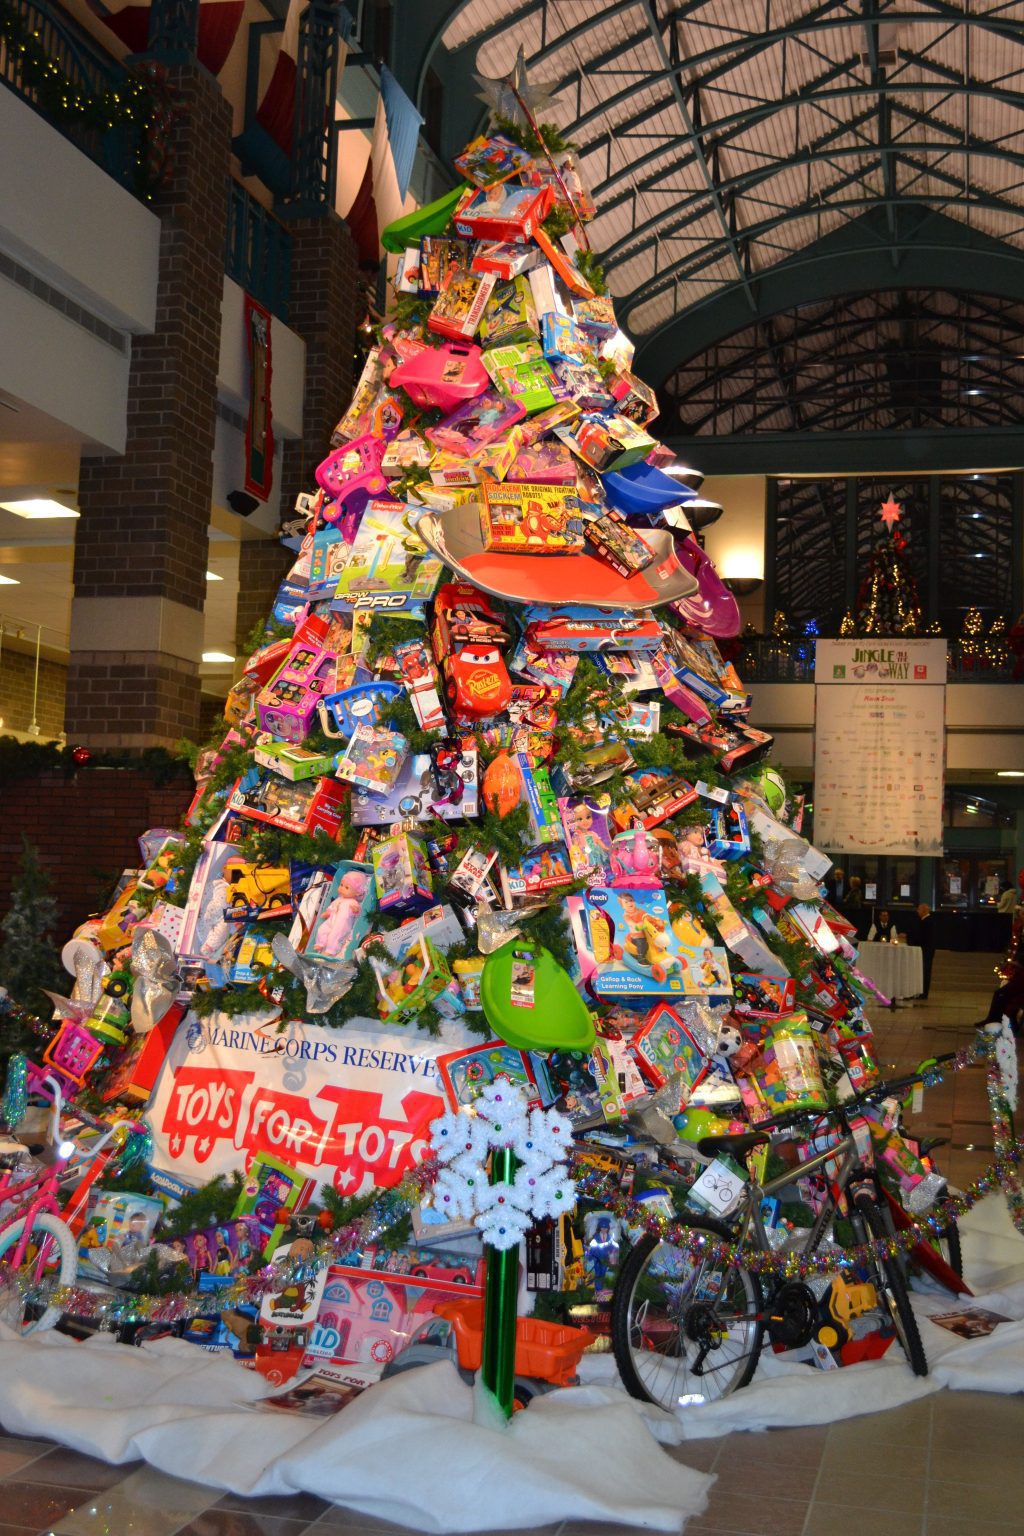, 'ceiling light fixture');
205,571,223,582
0,498,79,520
997,771,1024,778
201,650,235,665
